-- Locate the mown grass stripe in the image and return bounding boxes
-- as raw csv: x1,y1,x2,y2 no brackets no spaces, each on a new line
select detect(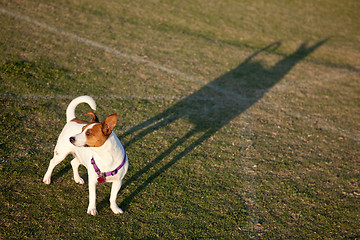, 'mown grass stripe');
0,8,204,83
2,92,359,143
